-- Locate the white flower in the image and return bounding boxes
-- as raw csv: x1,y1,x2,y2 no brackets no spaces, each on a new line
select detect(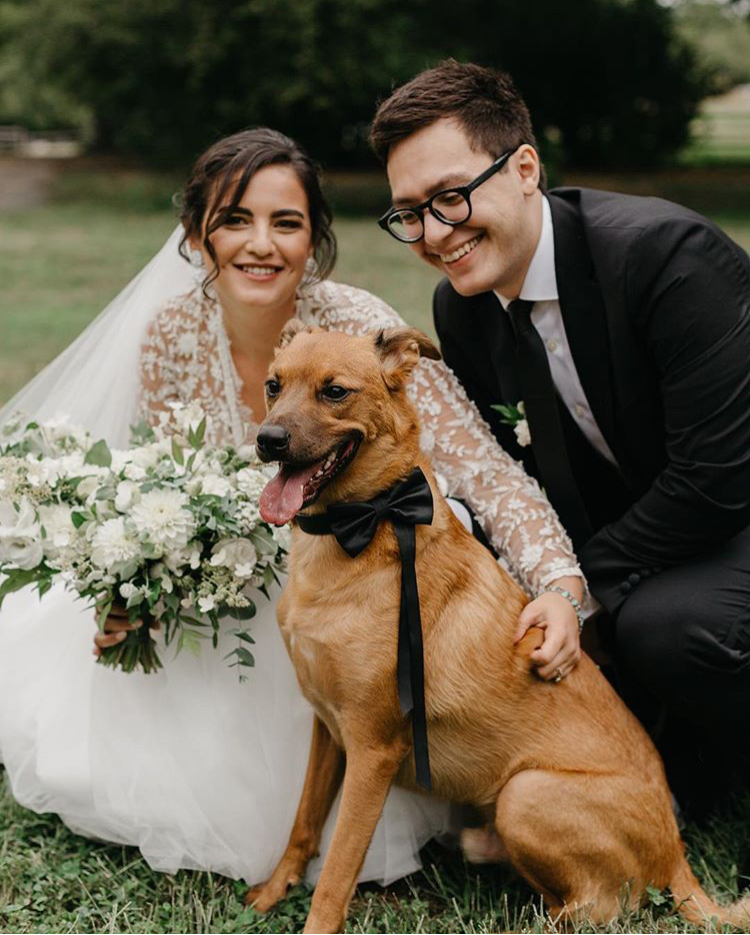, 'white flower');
235,467,267,500
163,542,202,573
198,595,216,613
123,463,147,481
201,475,233,498
514,419,531,447
129,489,196,552
0,497,43,569
119,582,145,601
77,476,101,499
24,456,64,488
90,517,141,575
167,401,206,440
271,524,291,552
210,538,258,579
115,480,141,512
38,504,75,560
